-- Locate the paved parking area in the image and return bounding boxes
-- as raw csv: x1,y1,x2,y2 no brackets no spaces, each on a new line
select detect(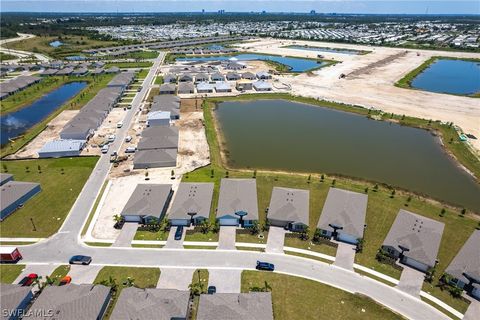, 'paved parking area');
463,300,480,320
396,266,425,297
333,242,356,270
68,265,102,284
164,226,185,249
112,222,138,247
208,269,241,293
265,227,286,253
15,264,57,286
217,226,236,250
157,268,194,290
